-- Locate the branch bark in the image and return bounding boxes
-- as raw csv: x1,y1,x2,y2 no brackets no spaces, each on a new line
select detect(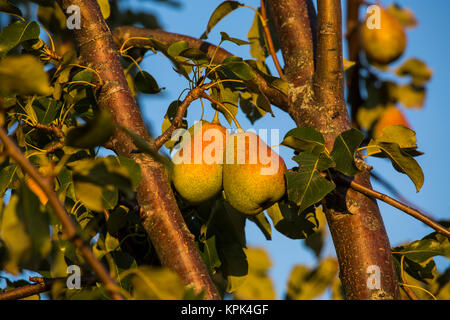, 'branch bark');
57,0,219,299
112,26,289,112
270,0,400,299
0,128,123,300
